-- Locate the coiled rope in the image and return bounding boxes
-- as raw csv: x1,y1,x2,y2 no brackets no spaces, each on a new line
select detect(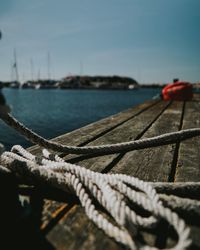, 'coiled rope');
0,109,200,250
